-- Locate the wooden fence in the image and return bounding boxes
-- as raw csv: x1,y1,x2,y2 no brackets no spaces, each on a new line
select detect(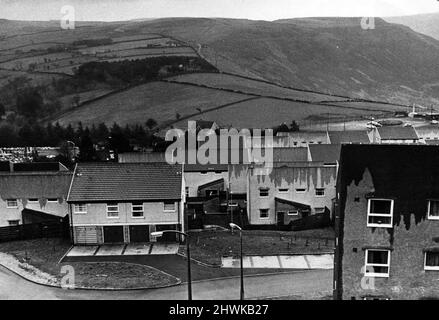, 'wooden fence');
0,219,69,243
